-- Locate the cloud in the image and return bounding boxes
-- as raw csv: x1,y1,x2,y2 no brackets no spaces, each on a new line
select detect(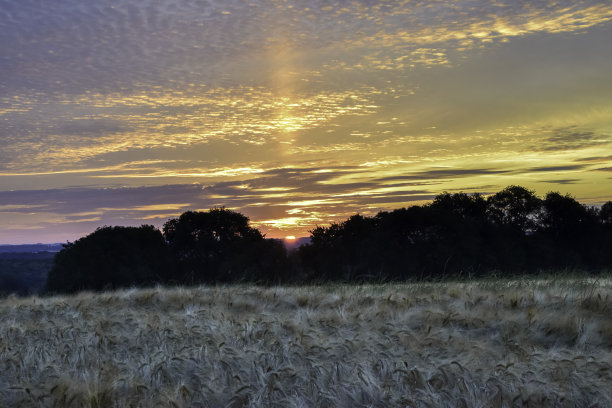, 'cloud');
2,0,612,242
2,0,611,94
0,85,384,172
0,154,609,242
575,155,612,163
52,119,128,137
2,1,611,175
0,185,205,216
538,179,580,185
0,164,442,241
377,168,510,182
527,165,586,172
535,128,611,152
0,162,593,221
